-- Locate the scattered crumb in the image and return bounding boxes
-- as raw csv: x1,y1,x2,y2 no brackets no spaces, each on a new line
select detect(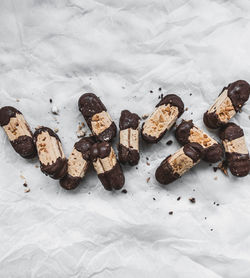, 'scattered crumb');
217,161,228,176
205,217,207,220
169,211,173,215
142,114,149,120
177,196,181,201
210,229,213,231
49,98,52,103
16,99,20,102
146,177,150,183
213,167,218,172
150,90,153,93
77,129,86,138
121,189,127,194
20,175,25,179
146,157,149,160
193,189,195,191
24,188,30,193
214,176,218,180
209,164,212,167
189,93,192,96
185,107,188,111
51,105,59,115
189,197,196,203
160,93,163,100
146,162,150,166
153,197,156,201
23,182,28,187
158,88,162,91
216,203,220,206
35,165,39,168
54,128,59,133
166,140,173,146
136,167,138,170
213,202,216,205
